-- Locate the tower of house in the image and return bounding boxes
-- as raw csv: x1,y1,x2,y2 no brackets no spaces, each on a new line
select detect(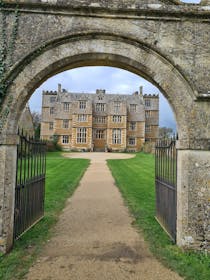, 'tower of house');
143,91,159,143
